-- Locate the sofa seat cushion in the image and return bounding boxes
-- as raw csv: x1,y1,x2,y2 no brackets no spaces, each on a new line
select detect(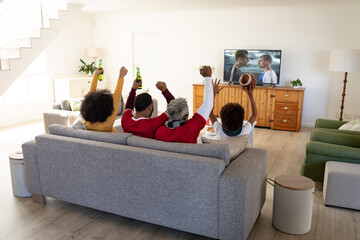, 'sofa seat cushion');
201,134,249,162
127,135,231,165
48,124,132,145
